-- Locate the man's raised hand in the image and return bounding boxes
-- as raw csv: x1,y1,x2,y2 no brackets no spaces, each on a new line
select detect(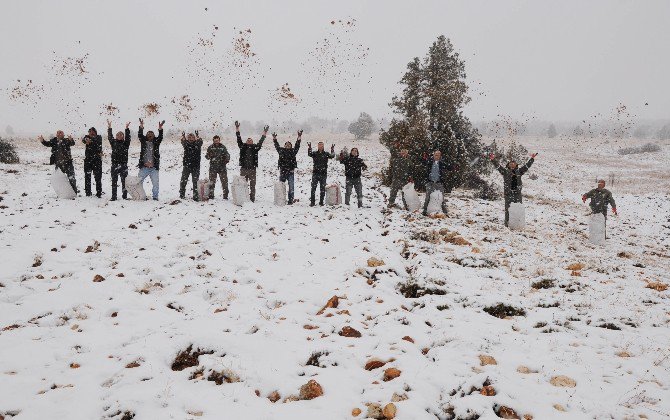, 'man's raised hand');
195,130,199,138
263,125,269,133
139,118,144,128
158,120,165,129
234,120,240,130
488,153,495,161
38,135,44,141
107,119,112,128
531,153,538,158
125,122,131,129
297,129,303,137
272,132,277,139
